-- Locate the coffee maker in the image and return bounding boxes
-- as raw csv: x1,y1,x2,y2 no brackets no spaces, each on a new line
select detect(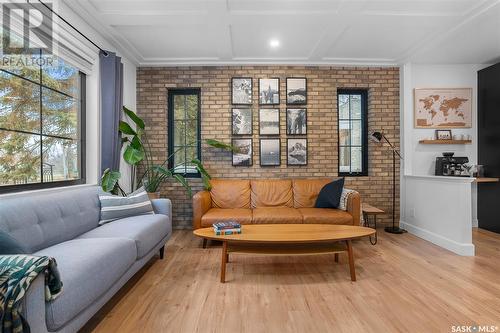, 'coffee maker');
435,152,470,177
